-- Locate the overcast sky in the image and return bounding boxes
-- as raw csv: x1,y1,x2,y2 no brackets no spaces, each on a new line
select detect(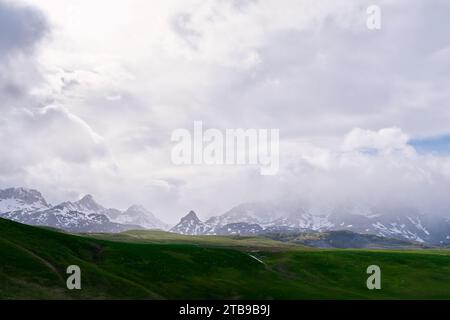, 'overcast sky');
1,0,450,223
